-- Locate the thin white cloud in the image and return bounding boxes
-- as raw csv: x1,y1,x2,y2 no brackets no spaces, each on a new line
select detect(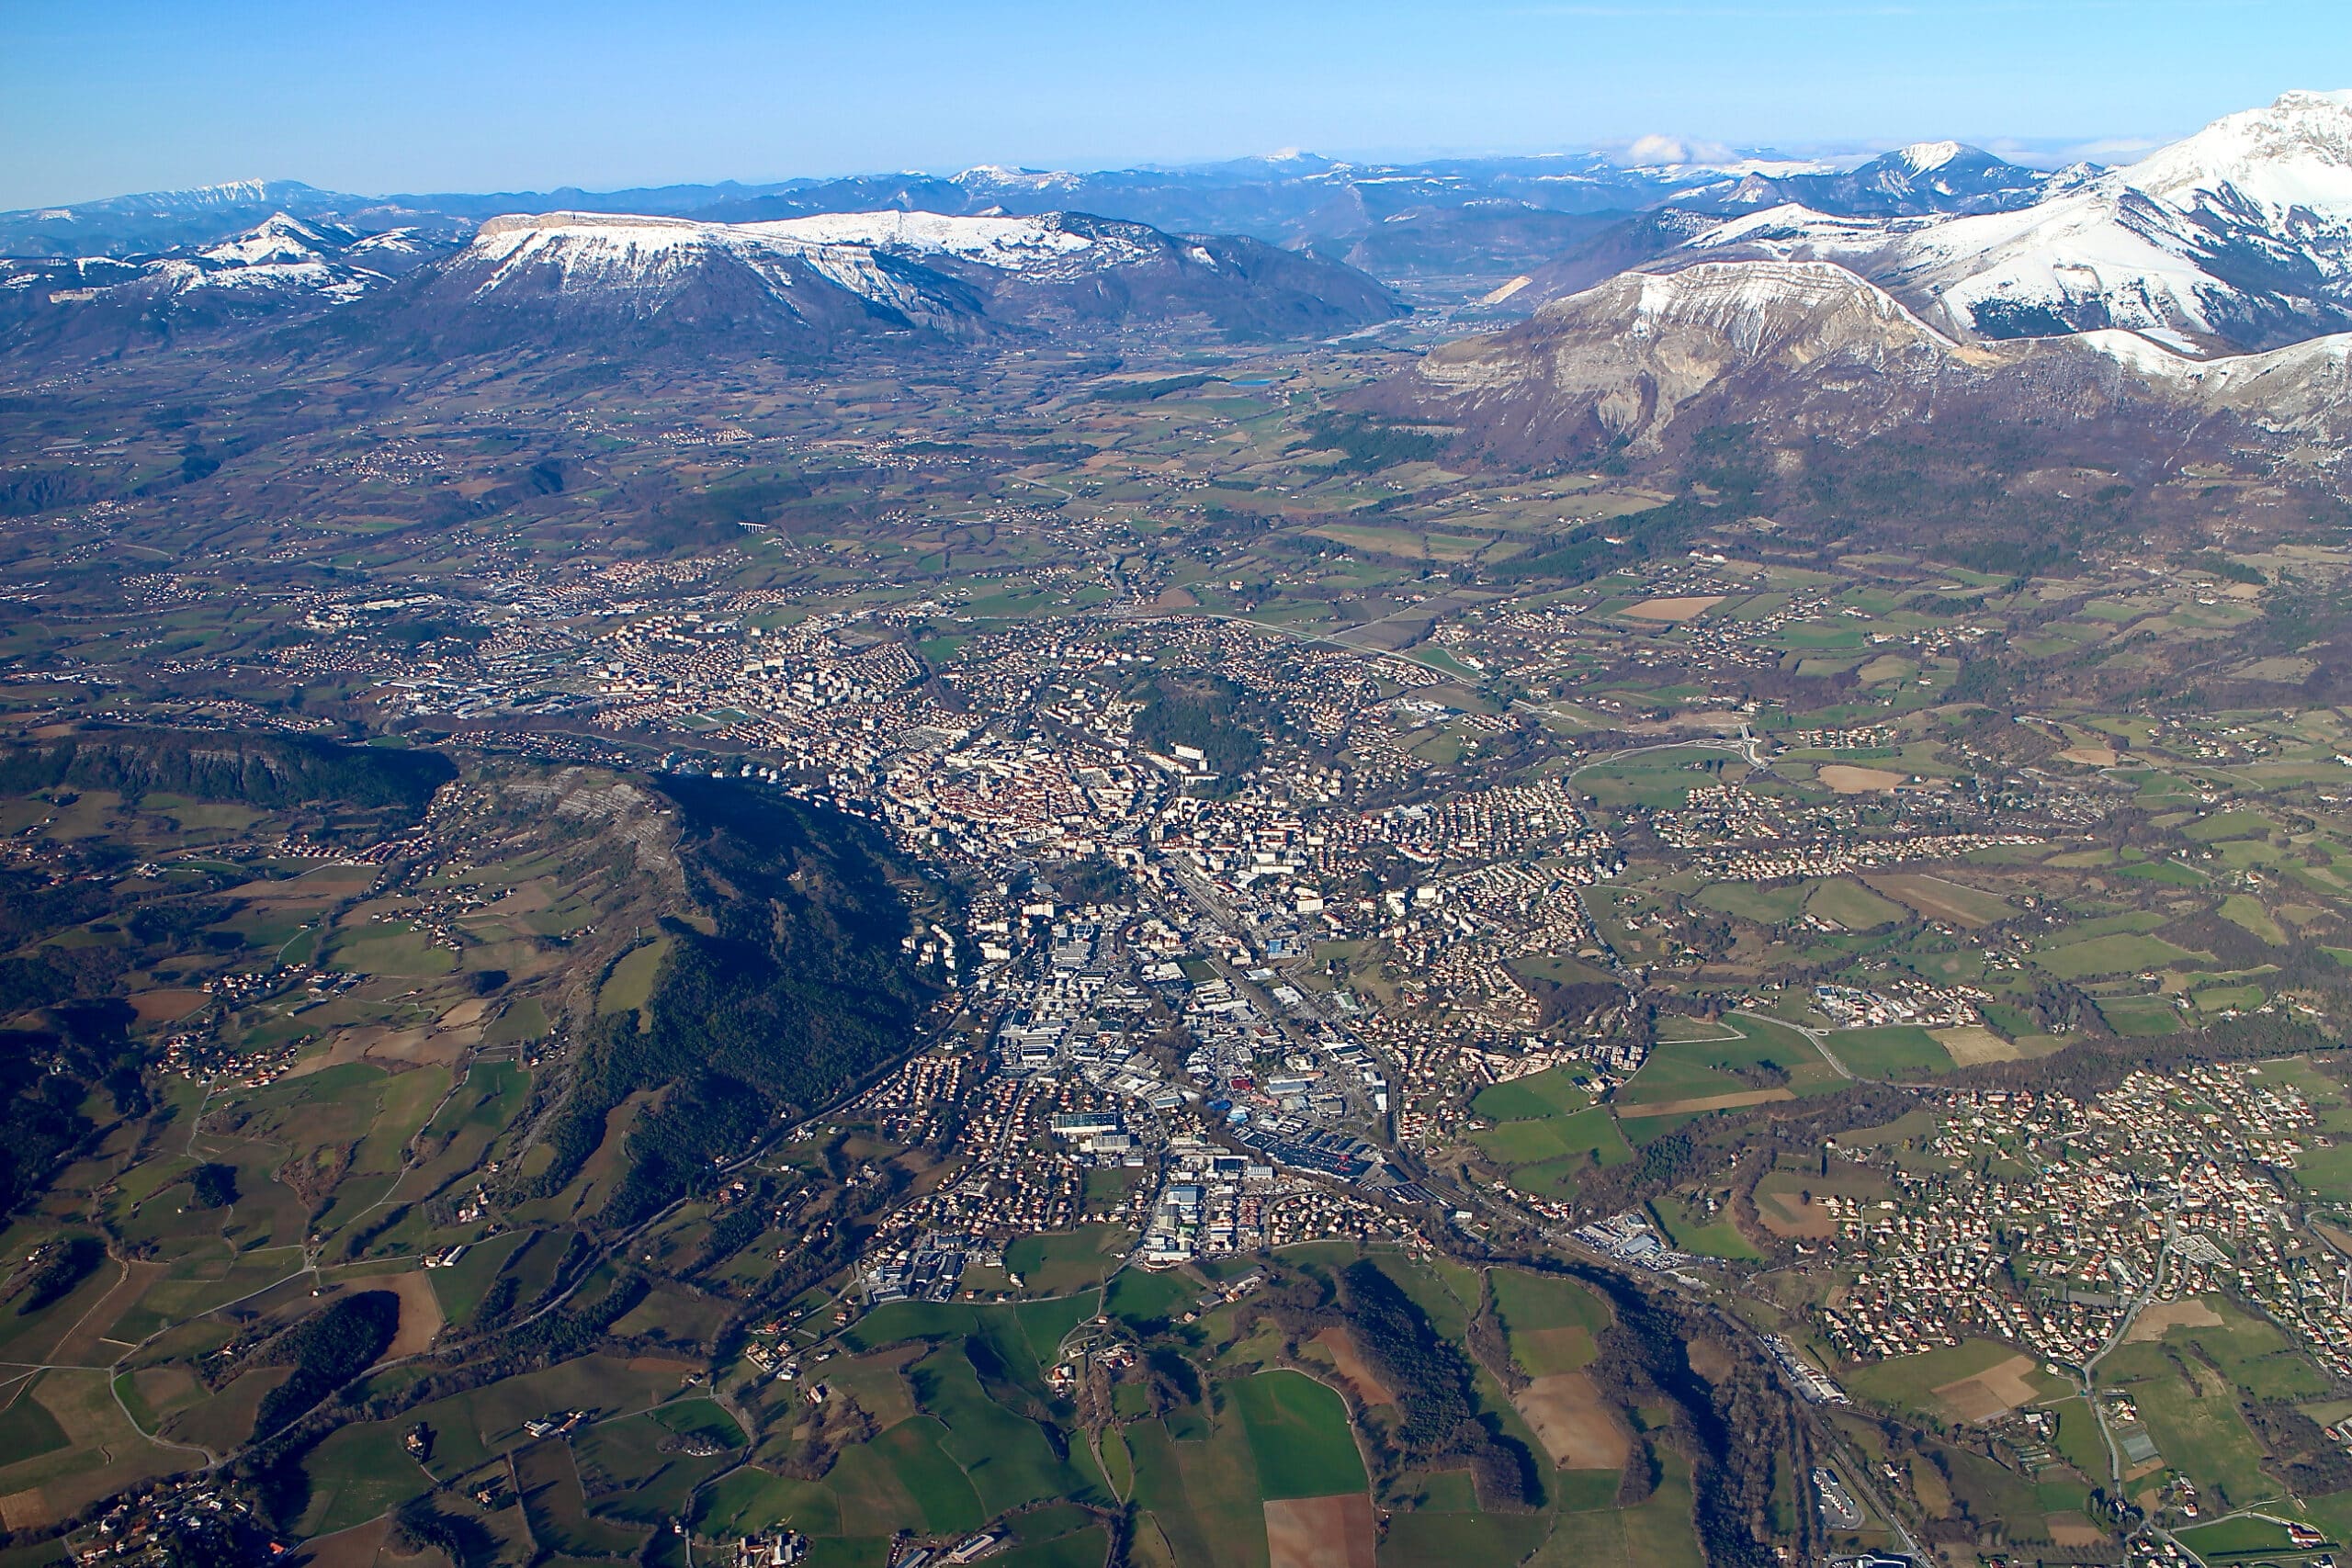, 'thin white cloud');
1620,133,1737,165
